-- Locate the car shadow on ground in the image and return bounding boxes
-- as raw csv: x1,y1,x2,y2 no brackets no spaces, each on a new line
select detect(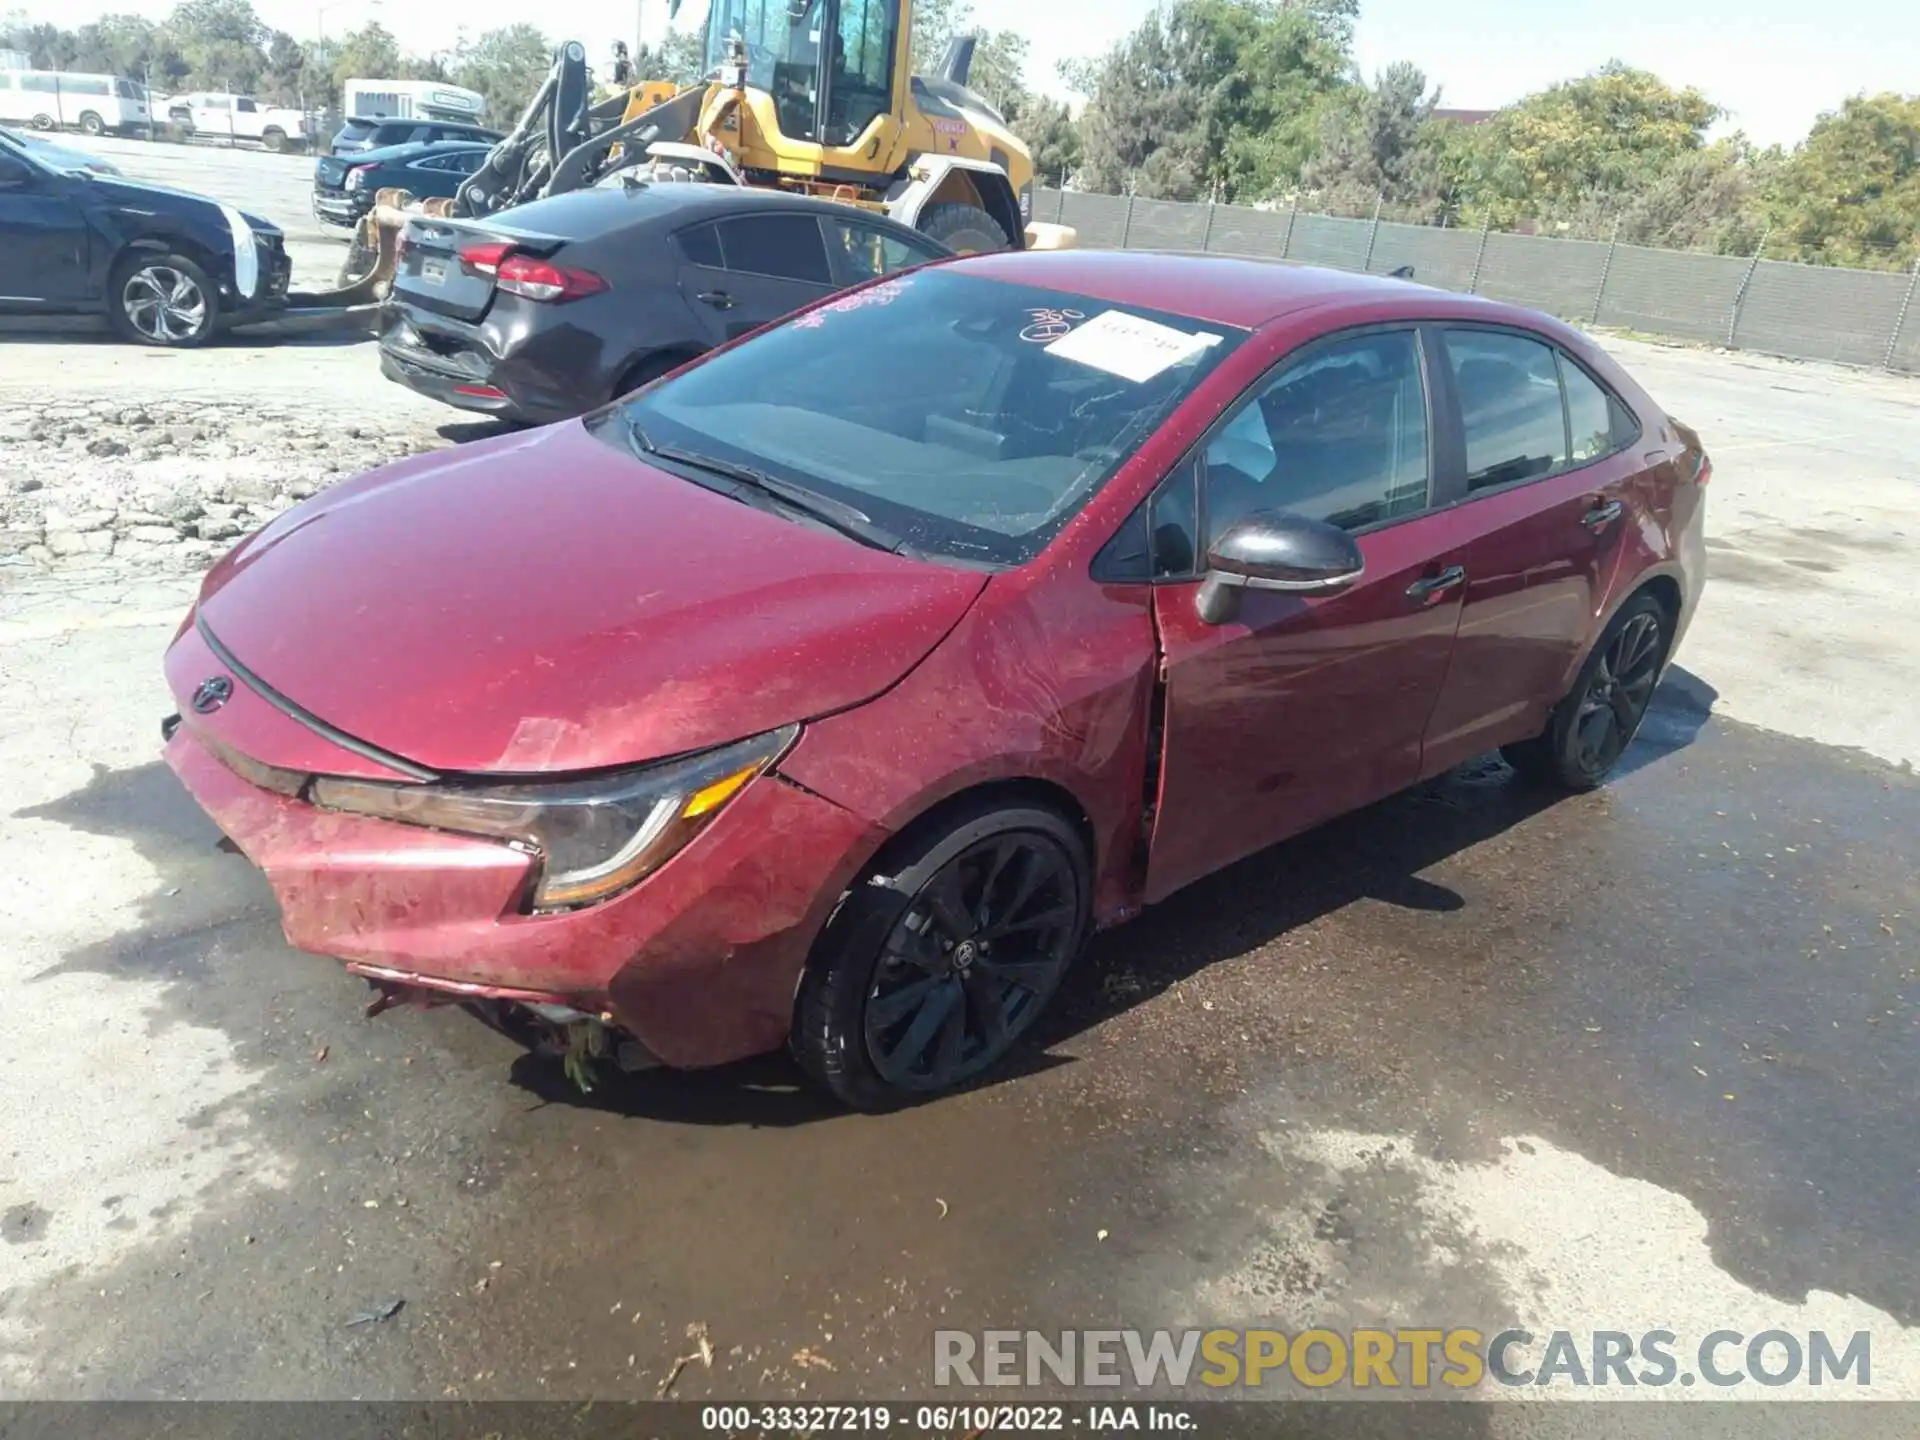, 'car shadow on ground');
516,668,1720,1124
